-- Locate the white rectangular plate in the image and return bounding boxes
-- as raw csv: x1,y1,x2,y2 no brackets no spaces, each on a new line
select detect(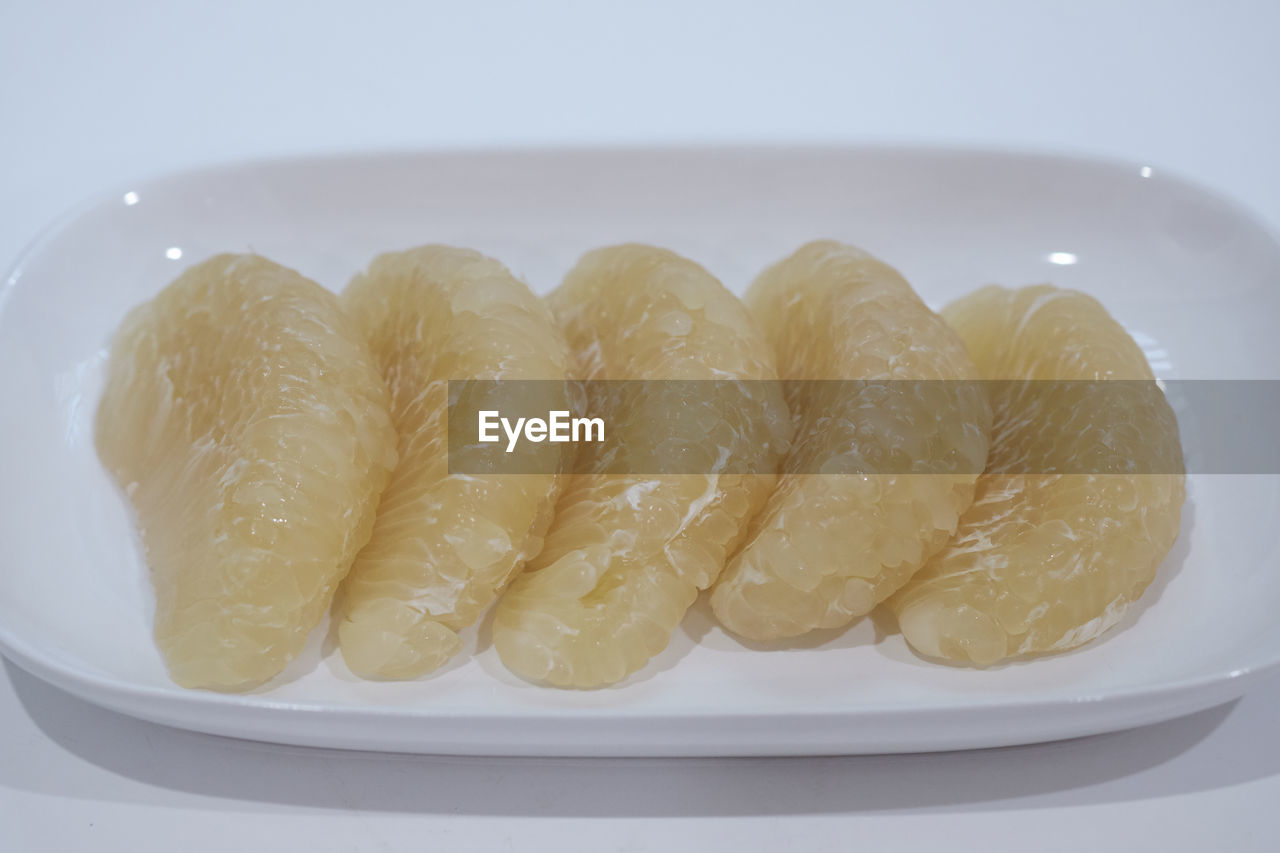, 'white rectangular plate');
2,147,1278,756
